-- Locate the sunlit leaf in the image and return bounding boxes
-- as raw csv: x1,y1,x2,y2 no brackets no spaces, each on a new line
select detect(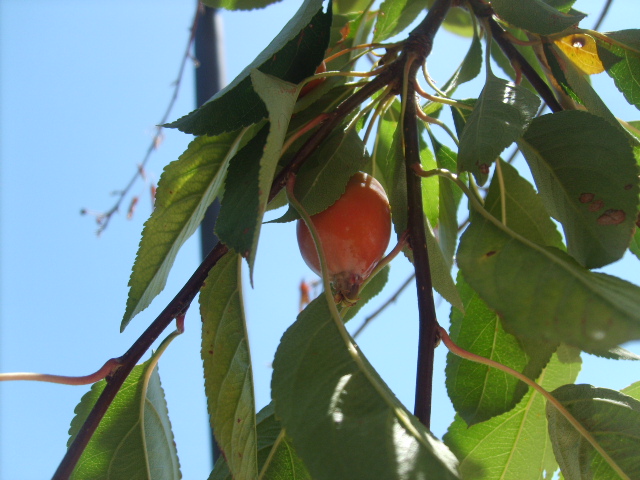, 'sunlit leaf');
446,272,556,425
68,359,180,479
122,131,244,329
200,252,257,480
491,0,585,35
596,30,640,111
519,110,639,268
166,0,331,136
448,162,562,423
209,404,310,480
545,43,621,131
548,384,640,479
430,135,462,267
458,73,540,184
441,33,483,95
272,295,461,480
623,381,640,400
457,203,640,355
554,33,604,75
444,346,581,480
